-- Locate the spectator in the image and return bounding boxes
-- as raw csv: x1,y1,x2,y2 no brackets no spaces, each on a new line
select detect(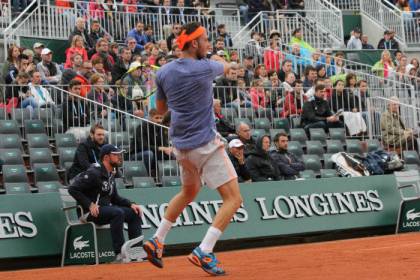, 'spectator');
302,65,317,91
248,0,270,19
372,50,395,79
245,31,263,60
270,132,305,180
112,79,144,118
111,47,132,84
242,56,254,86
2,45,21,83
361,35,375,50
377,30,400,50
287,43,310,77
213,99,235,138
254,64,268,81
250,79,269,109
118,62,146,116
264,30,284,72
5,54,33,85
29,72,55,108
381,96,418,151
68,123,106,181
347,28,362,50
310,49,322,66
62,79,90,132
127,22,146,51
238,0,249,24
5,72,37,111
166,23,183,51
216,24,233,48
316,64,327,79
345,73,358,95
236,122,256,157
22,49,36,76
91,57,109,82
354,80,369,112
288,0,304,9
289,28,315,53
319,48,336,76
143,25,157,44
169,44,182,58
148,45,160,66
88,20,105,52
32,42,44,65
304,77,324,101
91,38,115,73
277,59,294,82
126,37,143,57
281,72,295,92
333,51,347,75
36,48,62,85
301,84,343,134
72,61,94,97
213,37,229,60
214,64,239,107
227,139,252,183
157,40,169,55
281,79,304,118
409,0,420,11
245,135,281,182
65,35,89,69
173,0,190,25
87,74,110,117
69,17,90,48
331,80,359,113
160,0,177,37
